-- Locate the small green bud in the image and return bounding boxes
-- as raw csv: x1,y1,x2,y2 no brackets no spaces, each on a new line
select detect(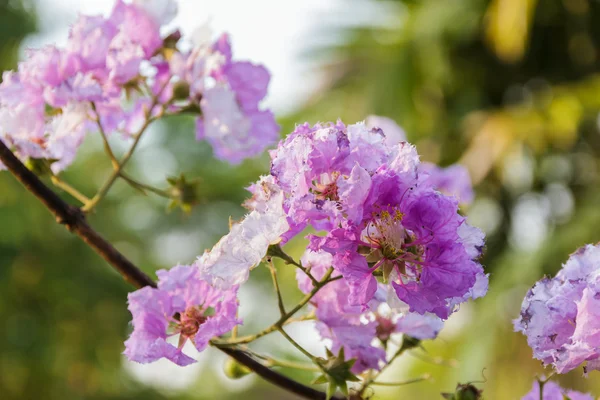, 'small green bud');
223,358,252,379
25,158,54,176
172,81,190,100
400,335,421,351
